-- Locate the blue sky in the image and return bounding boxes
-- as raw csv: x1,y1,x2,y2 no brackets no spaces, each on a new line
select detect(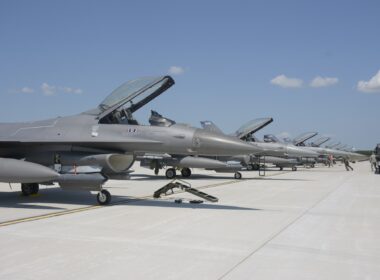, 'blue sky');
0,0,379,149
